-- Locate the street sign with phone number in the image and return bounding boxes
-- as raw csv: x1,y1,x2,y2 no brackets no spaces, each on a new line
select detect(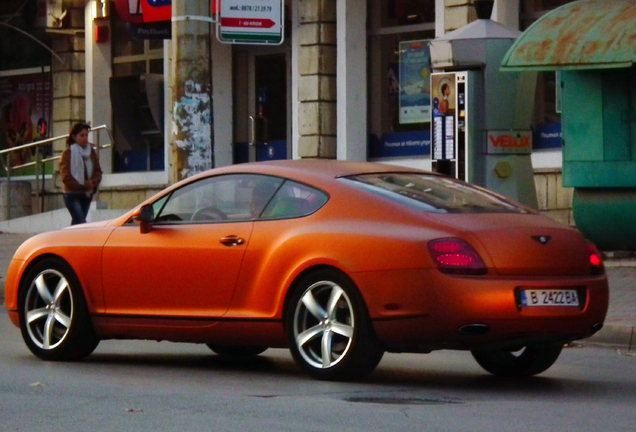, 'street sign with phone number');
217,0,284,45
